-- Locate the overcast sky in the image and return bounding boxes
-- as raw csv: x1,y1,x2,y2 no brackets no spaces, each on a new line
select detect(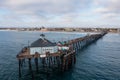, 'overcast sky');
0,0,120,28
